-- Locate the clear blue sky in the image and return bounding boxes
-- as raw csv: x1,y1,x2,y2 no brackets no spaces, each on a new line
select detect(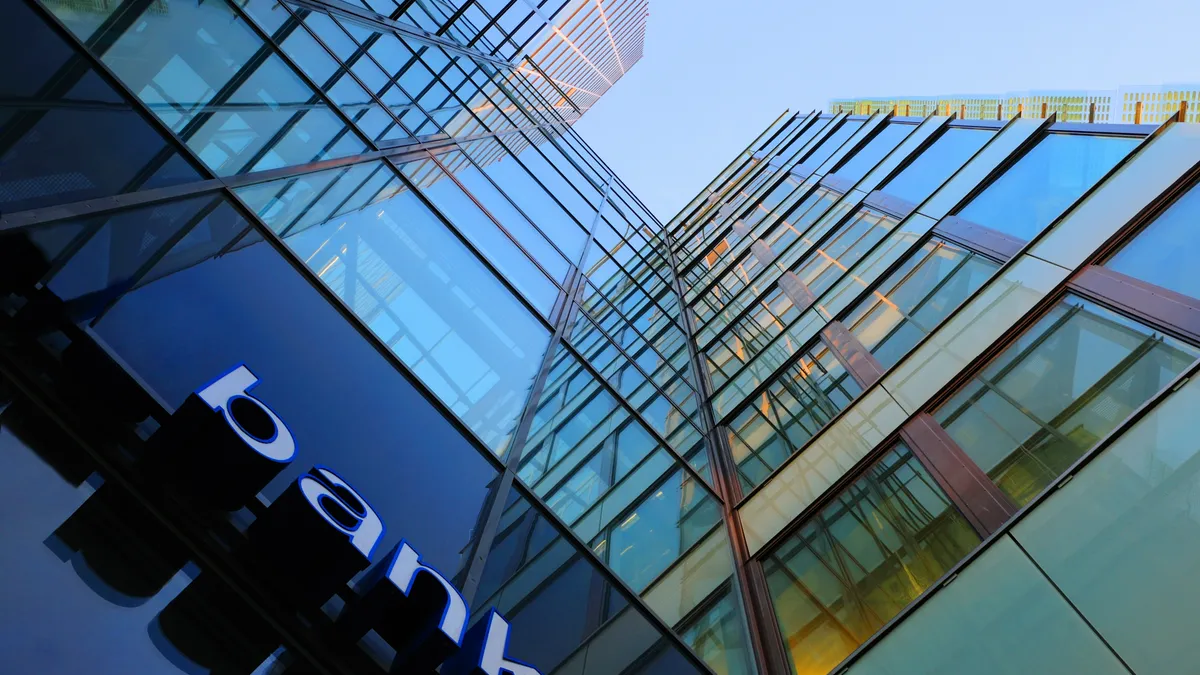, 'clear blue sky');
572,0,1200,222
